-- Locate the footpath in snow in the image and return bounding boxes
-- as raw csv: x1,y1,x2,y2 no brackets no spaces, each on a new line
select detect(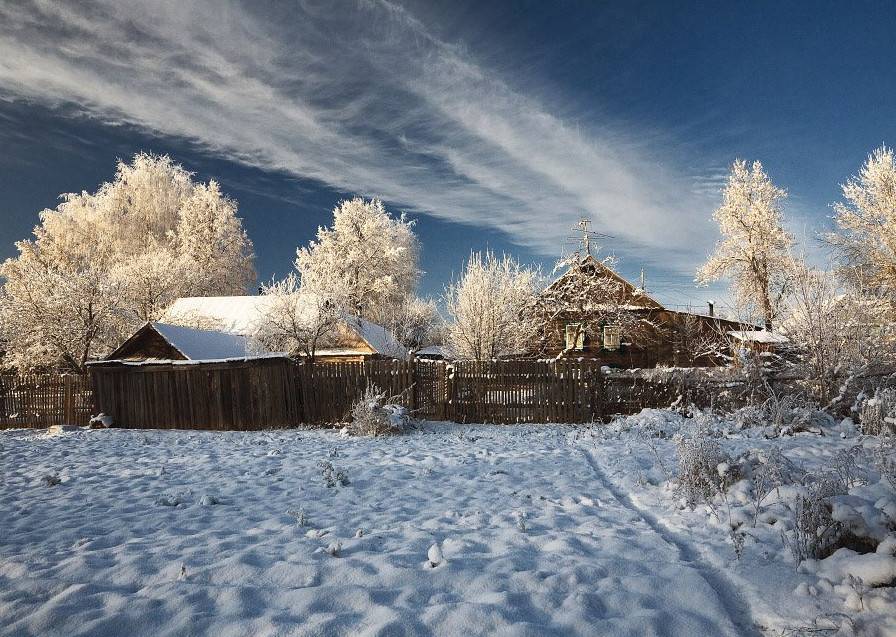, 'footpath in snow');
1,418,894,636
